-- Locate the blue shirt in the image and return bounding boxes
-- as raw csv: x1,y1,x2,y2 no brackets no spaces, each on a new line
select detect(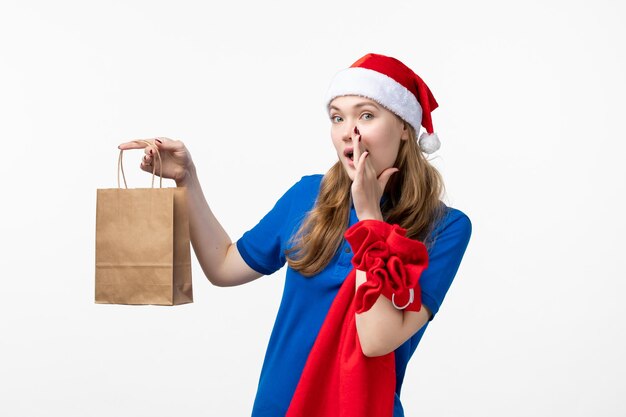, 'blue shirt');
236,174,472,417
